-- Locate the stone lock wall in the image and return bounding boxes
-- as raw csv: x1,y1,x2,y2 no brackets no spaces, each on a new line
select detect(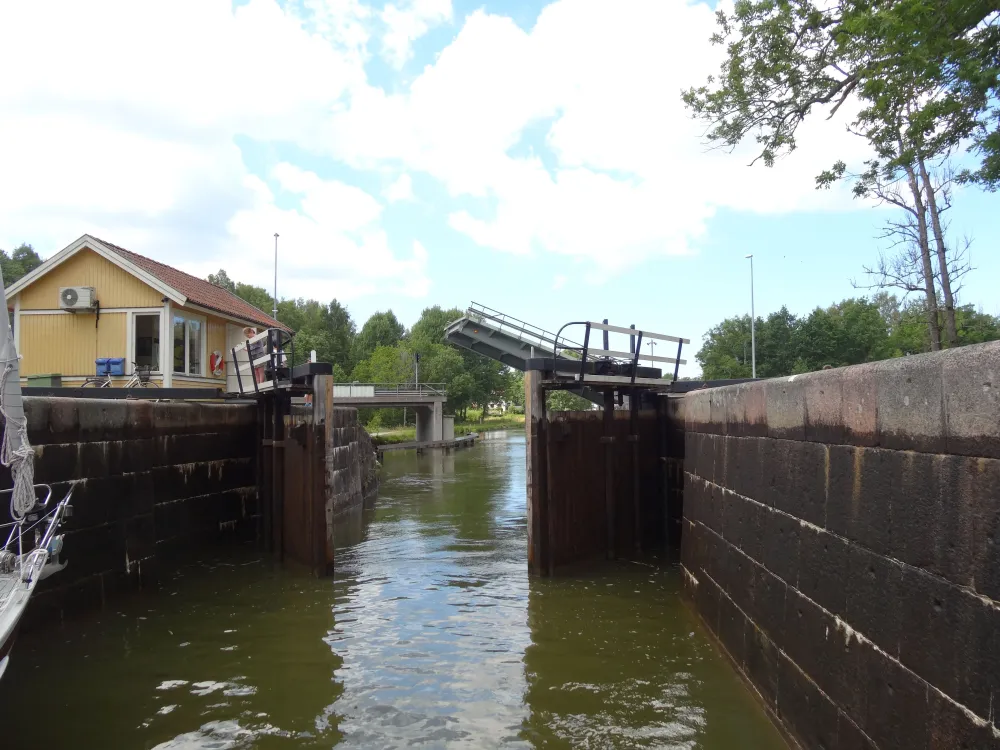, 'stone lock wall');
327,406,379,549
681,341,1000,750
282,400,380,573
1,398,259,623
